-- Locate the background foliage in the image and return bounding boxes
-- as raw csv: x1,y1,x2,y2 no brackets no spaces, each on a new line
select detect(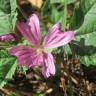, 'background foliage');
0,0,96,89
0,0,17,36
